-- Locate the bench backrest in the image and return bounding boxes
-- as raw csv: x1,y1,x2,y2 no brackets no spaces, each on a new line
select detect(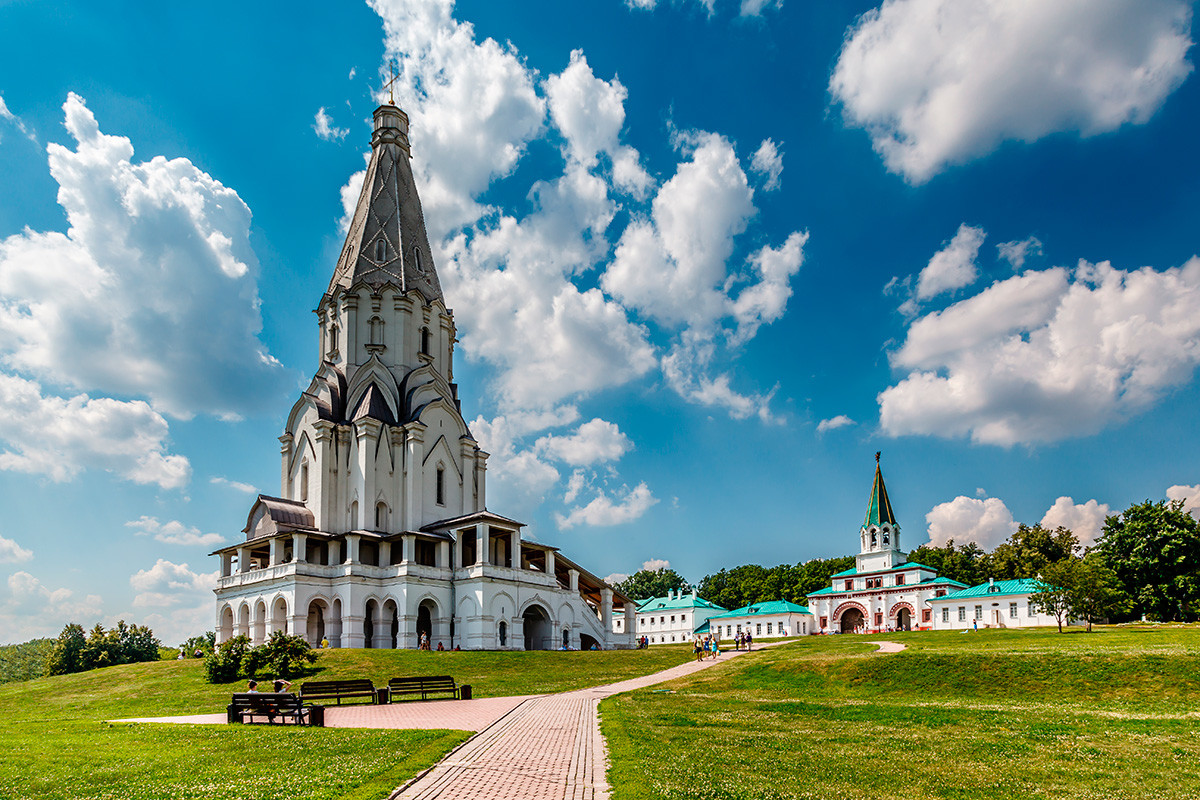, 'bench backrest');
301,679,375,693
230,692,302,710
388,675,457,689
